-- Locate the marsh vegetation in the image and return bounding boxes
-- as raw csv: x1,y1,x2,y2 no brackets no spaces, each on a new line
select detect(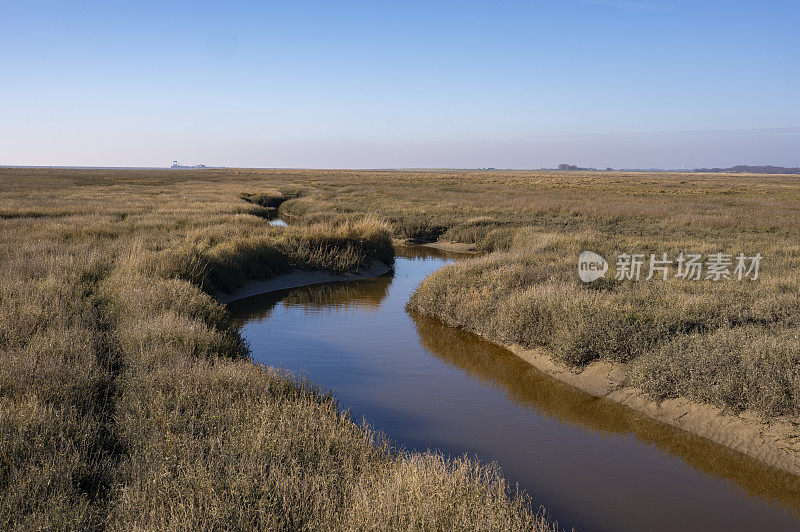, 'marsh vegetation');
0,168,552,530
3,166,799,530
